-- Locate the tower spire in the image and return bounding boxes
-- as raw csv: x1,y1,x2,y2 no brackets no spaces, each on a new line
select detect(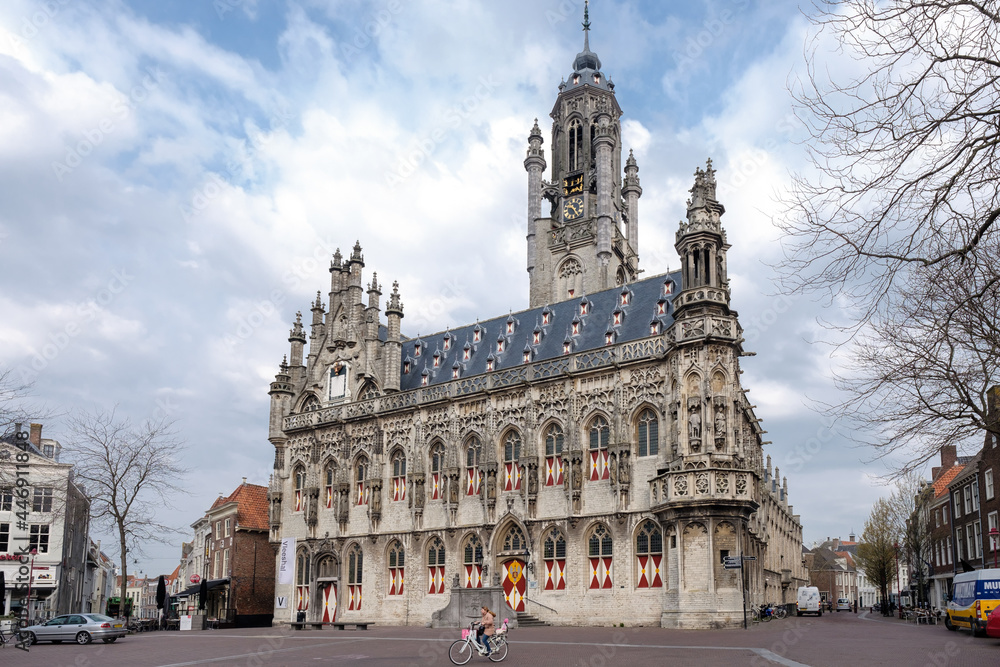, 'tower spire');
582,0,591,51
